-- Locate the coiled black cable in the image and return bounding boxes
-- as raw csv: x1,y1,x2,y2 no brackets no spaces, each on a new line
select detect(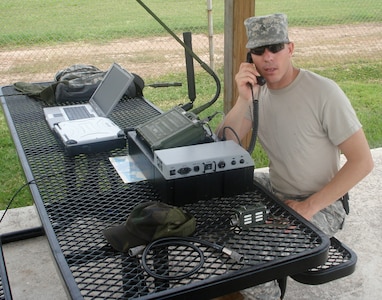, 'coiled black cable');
139,236,243,281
